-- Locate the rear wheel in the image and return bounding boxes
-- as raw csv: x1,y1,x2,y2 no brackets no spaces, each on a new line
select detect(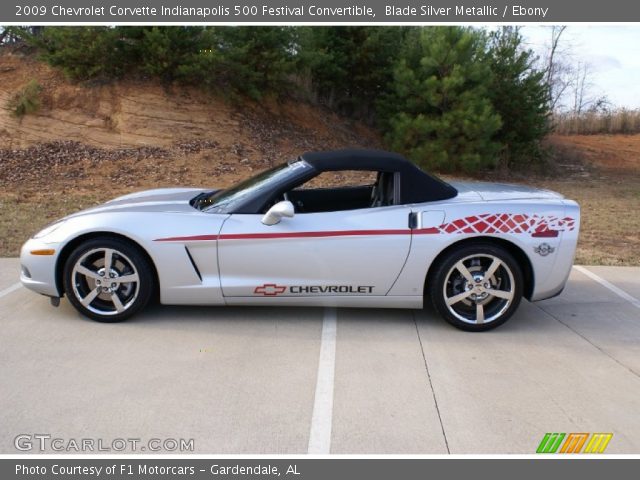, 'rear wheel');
428,243,523,331
63,237,154,322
